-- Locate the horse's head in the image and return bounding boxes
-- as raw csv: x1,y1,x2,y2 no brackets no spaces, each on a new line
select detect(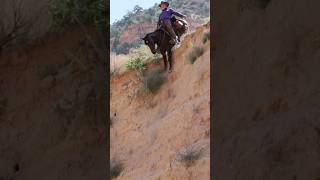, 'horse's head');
142,34,156,54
